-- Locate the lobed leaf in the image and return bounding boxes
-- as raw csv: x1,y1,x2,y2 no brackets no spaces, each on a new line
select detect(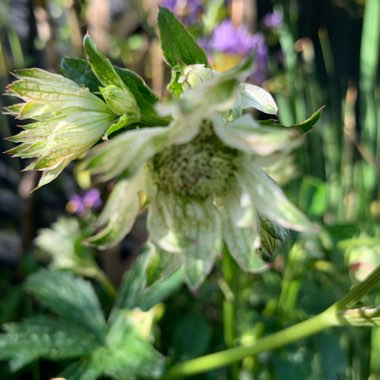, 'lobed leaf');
0,316,97,372
25,270,106,343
